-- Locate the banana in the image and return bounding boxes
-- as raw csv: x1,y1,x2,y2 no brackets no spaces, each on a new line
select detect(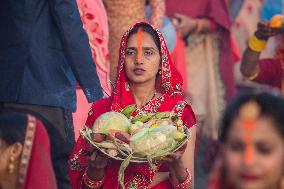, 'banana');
152,112,171,119
96,141,117,149
131,114,153,123
121,104,137,118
